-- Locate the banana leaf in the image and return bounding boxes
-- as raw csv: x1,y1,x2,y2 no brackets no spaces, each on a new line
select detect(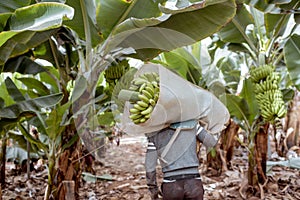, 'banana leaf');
97,0,166,39
64,0,102,47
17,77,50,96
0,93,63,119
218,3,254,44
103,0,236,61
5,77,26,102
9,2,73,31
2,55,46,74
220,93,253,131
0,0,31,13
0,3,74,65
267,157,300,172
284,34,300,90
